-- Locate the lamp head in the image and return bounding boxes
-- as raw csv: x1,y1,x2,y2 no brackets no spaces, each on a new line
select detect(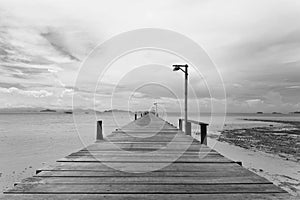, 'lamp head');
172,65,181,71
